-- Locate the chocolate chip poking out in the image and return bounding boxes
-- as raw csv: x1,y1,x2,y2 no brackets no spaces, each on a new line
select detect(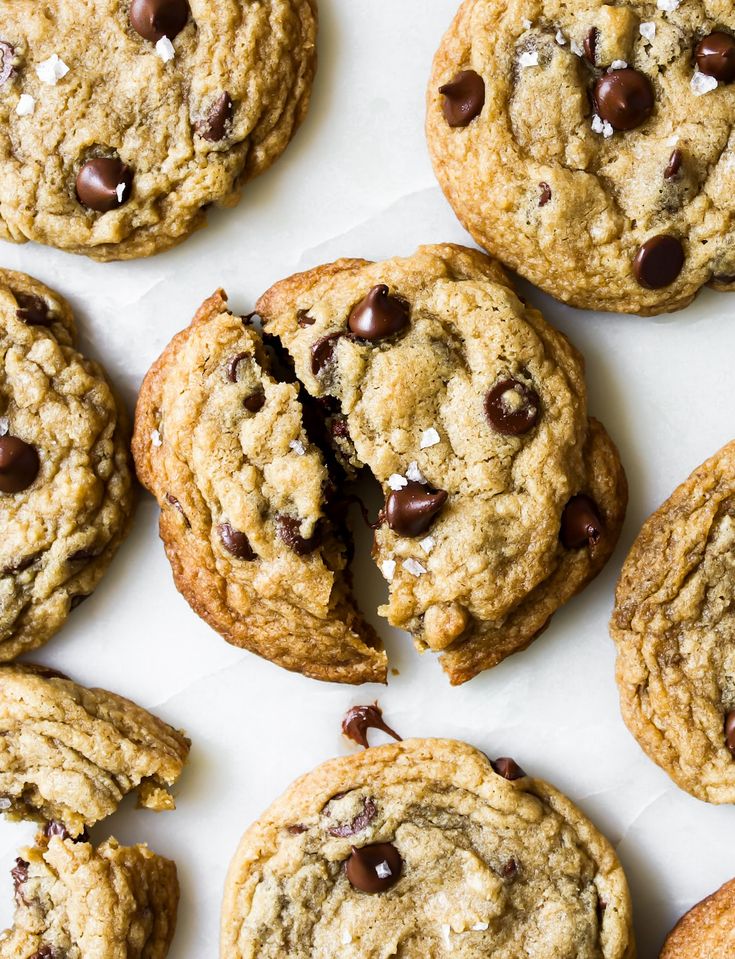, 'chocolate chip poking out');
696,32,735,83
311,333,343,374
538,182,552,206
725,710,735,757
129,0,189,41
328,797,378,837
560,494,602,549
196,92,233,141
218,522,256,560
439,69,485,127
485,378,540,436
346,842,402,893
347,286,409,341
14,292,50,326
0,435,40,493
243,391,265,413
226,352,248,382
633,235,685,289
583,27,598,65
275,514,320,555
491,757,527,781
593,69,654,131
664,149,682,180
385,481,447,537
76,158,133,212
342,703,402,748
0,41,15,85
10,858,28,898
